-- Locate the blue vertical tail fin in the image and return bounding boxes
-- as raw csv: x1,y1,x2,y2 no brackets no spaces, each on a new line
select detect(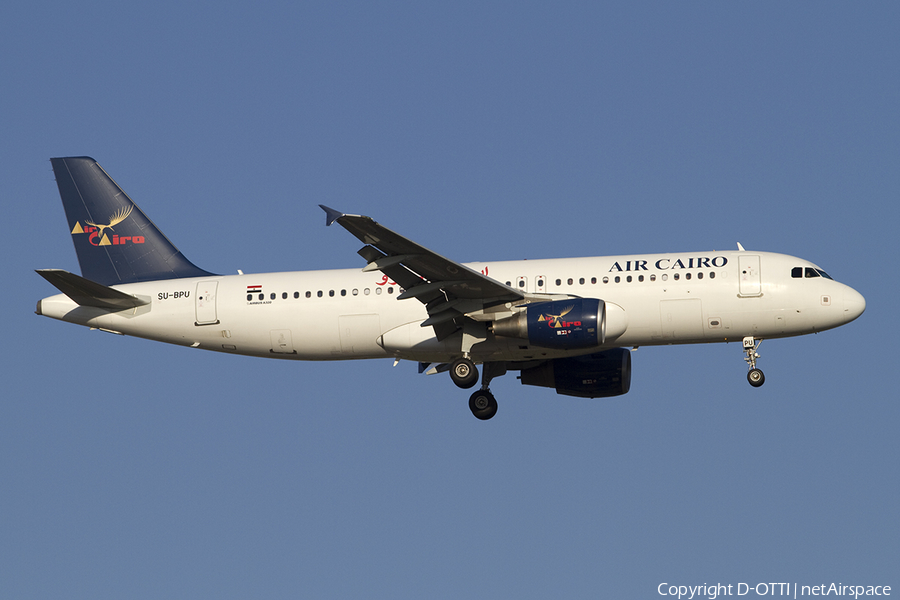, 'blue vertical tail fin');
51,156,215,285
